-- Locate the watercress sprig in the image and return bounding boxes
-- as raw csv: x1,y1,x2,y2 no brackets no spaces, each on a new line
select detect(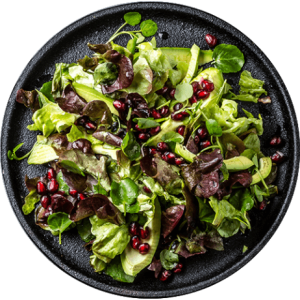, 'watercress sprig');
7,143,33,161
